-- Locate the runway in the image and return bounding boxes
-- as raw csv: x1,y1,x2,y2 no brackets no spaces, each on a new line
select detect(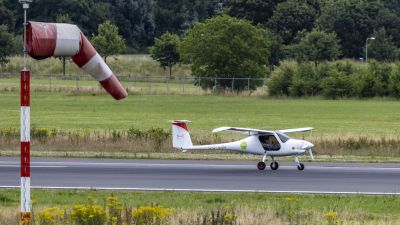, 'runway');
1,157,400,194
